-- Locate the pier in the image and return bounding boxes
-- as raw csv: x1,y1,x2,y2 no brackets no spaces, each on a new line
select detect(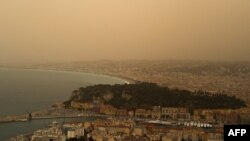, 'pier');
0,108,106,124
